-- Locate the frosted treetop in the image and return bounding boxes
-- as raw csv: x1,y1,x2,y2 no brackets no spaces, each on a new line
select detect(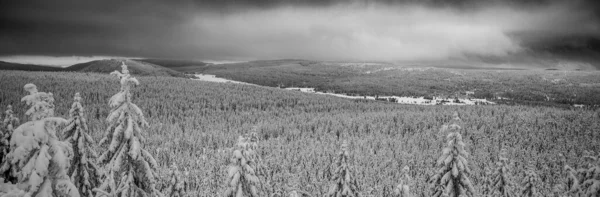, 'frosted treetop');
21,83,55,121
110,61,139,93
108,62,140,107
